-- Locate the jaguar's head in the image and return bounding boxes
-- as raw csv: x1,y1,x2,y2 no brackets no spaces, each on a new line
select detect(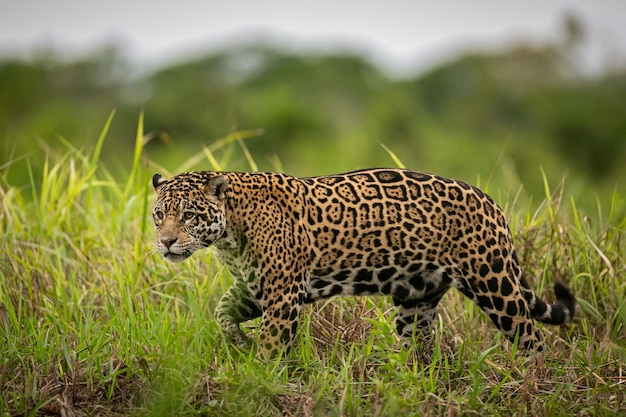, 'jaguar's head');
151,172,228,262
